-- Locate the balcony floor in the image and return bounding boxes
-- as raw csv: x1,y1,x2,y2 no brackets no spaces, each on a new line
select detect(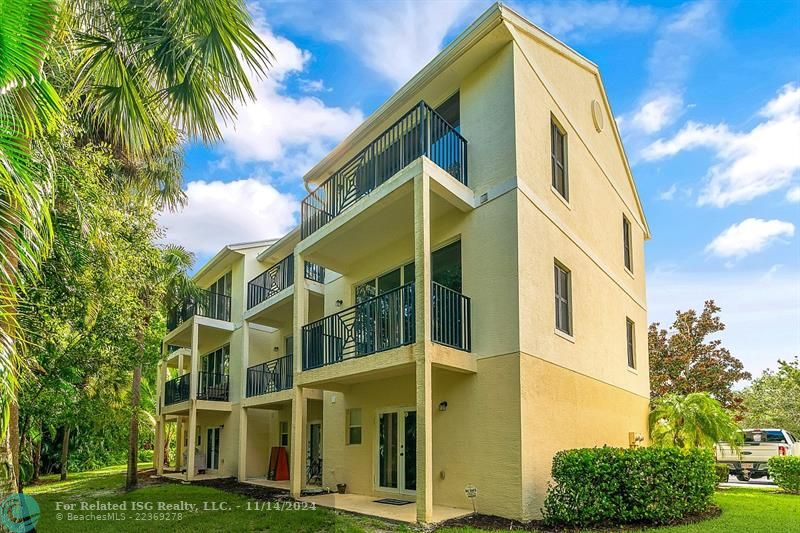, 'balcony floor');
298,492,470,524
